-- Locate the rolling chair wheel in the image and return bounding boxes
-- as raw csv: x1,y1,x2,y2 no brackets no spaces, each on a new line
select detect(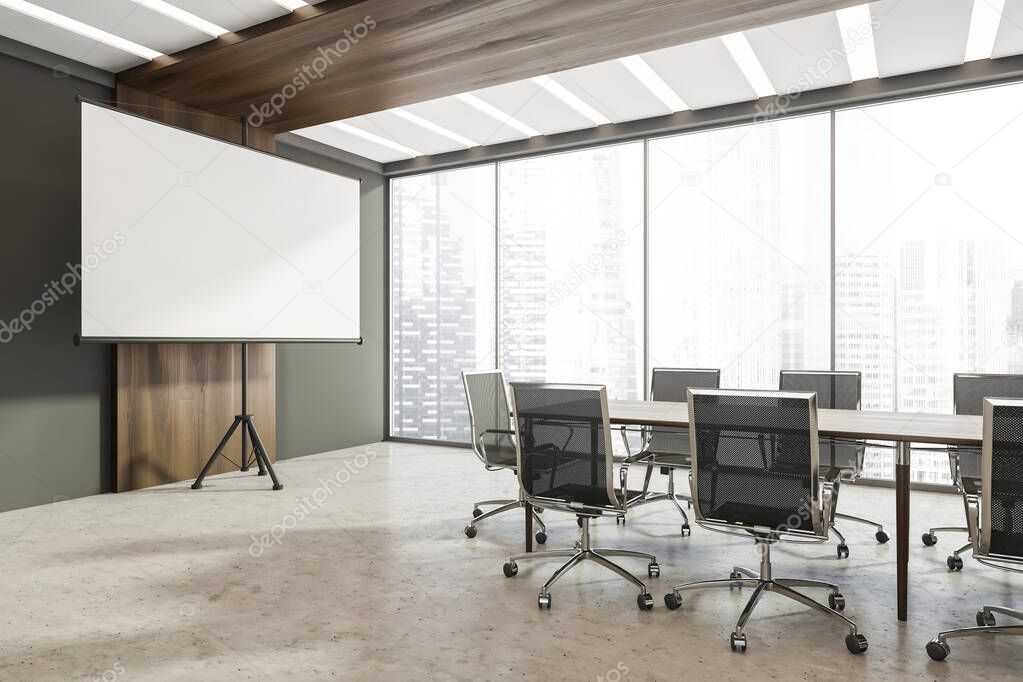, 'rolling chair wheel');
926,639,950,661
538,593,551,609
845,633,868,654
680,523,691,537
616,516,625,526
922,532,938,547
976,610,996,627
828,593,846,612
464,525,477,539
875,530,890,544
535,531,547,545
577,517,584,528
946,555,964,571
647,562,660,578
664,592,681,610
729,633,747,653
472,508,483,518
503,562,518,578
637,592,654,610
729,571,744,586
837,544,850,559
